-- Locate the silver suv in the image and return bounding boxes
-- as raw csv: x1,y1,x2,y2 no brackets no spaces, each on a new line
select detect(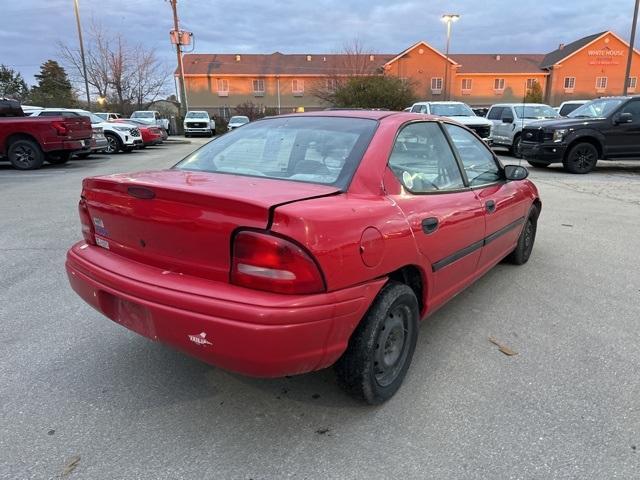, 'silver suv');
486,103,559,157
